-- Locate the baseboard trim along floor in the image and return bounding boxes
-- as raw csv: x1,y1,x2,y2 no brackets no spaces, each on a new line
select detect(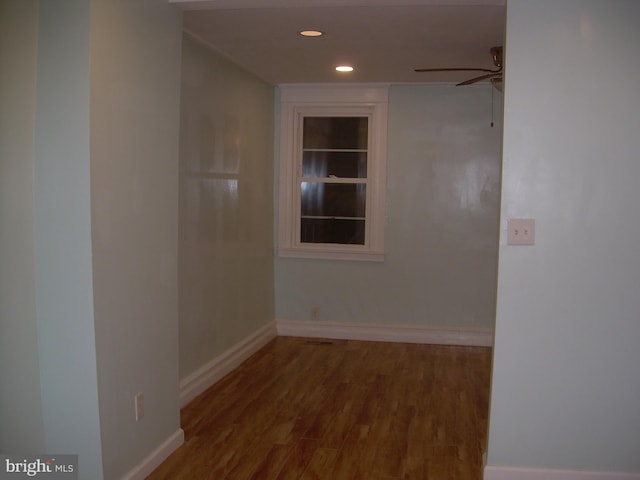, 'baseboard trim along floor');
121,428,184,480
484,465,640,480
178,320,278,407
276,319,494,347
